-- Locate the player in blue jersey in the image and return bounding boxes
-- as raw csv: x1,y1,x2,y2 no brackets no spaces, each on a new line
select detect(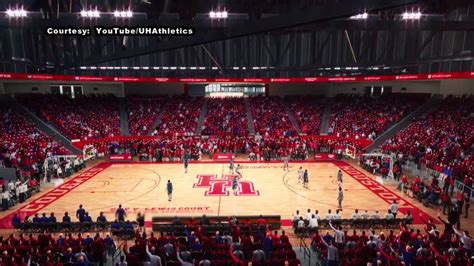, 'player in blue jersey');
183,156,189,173
229,159,235,174
232,176,239,195
303,170,309,188
167,180,173,201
